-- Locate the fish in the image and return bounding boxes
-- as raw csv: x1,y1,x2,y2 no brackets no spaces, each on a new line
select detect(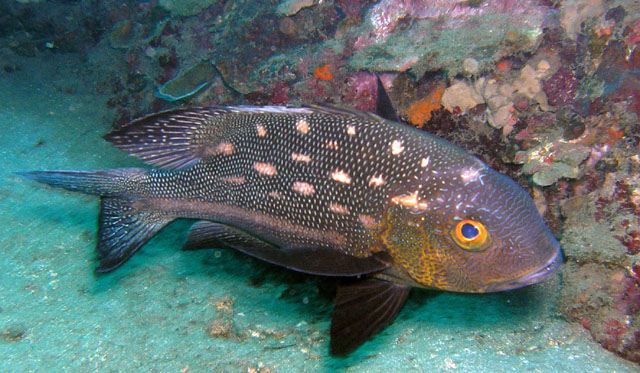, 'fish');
20,78,562,355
